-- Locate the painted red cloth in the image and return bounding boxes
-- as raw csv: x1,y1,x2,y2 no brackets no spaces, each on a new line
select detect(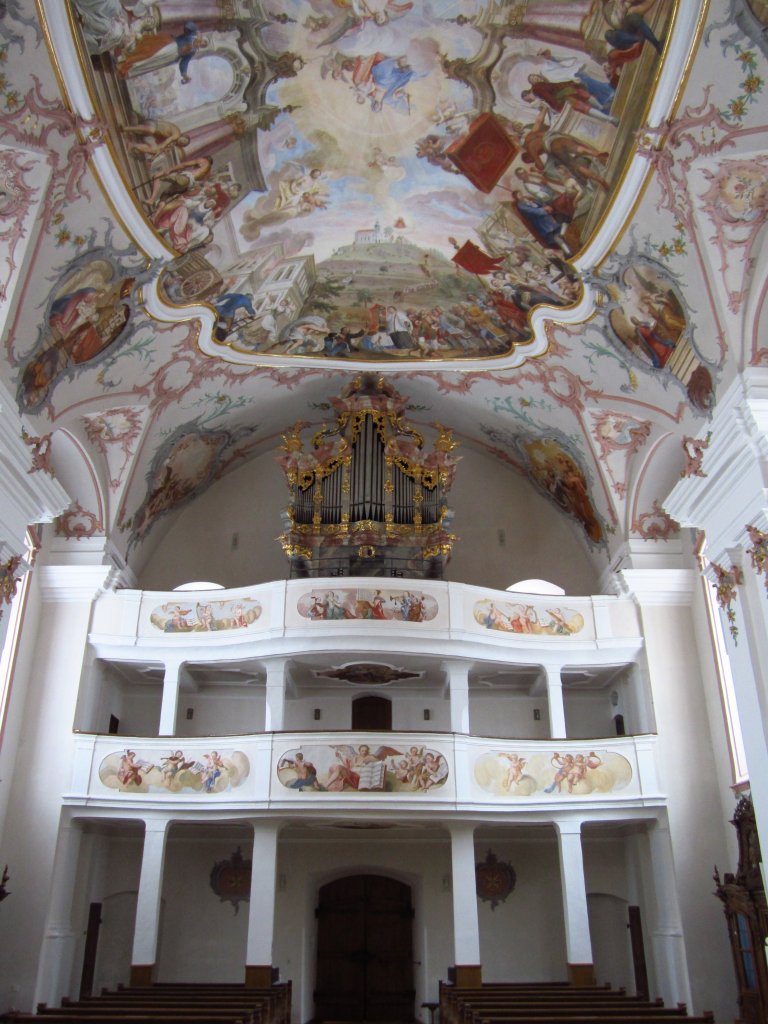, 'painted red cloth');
452,241,506,275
